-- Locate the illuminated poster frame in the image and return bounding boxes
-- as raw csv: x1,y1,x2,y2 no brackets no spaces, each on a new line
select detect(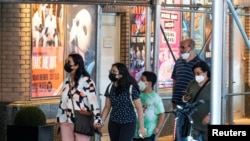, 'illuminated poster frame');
129,6,146,81
158,0,181,90
31,4,97,98
65,5,97,80
31,4,65,98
